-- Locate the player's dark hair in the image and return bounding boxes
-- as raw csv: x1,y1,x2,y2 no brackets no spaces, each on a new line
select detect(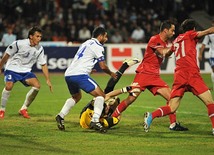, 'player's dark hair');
92,26,106,38
28,26,42,38
160,20,175,32
180,19,196,33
